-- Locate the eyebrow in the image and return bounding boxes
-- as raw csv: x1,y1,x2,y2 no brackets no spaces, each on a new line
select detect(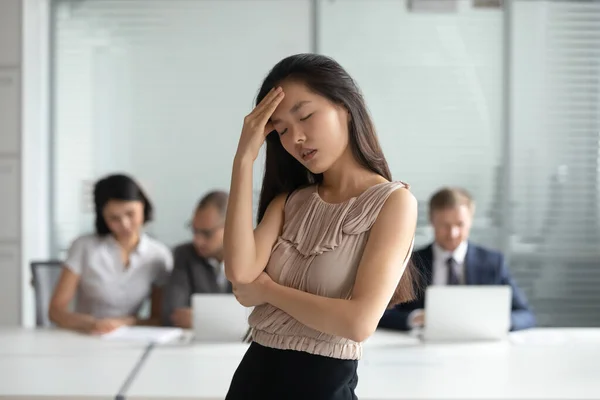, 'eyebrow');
271,100,311,124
